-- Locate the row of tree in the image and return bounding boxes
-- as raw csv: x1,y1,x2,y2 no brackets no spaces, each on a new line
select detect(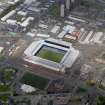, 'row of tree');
80,0,102,9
